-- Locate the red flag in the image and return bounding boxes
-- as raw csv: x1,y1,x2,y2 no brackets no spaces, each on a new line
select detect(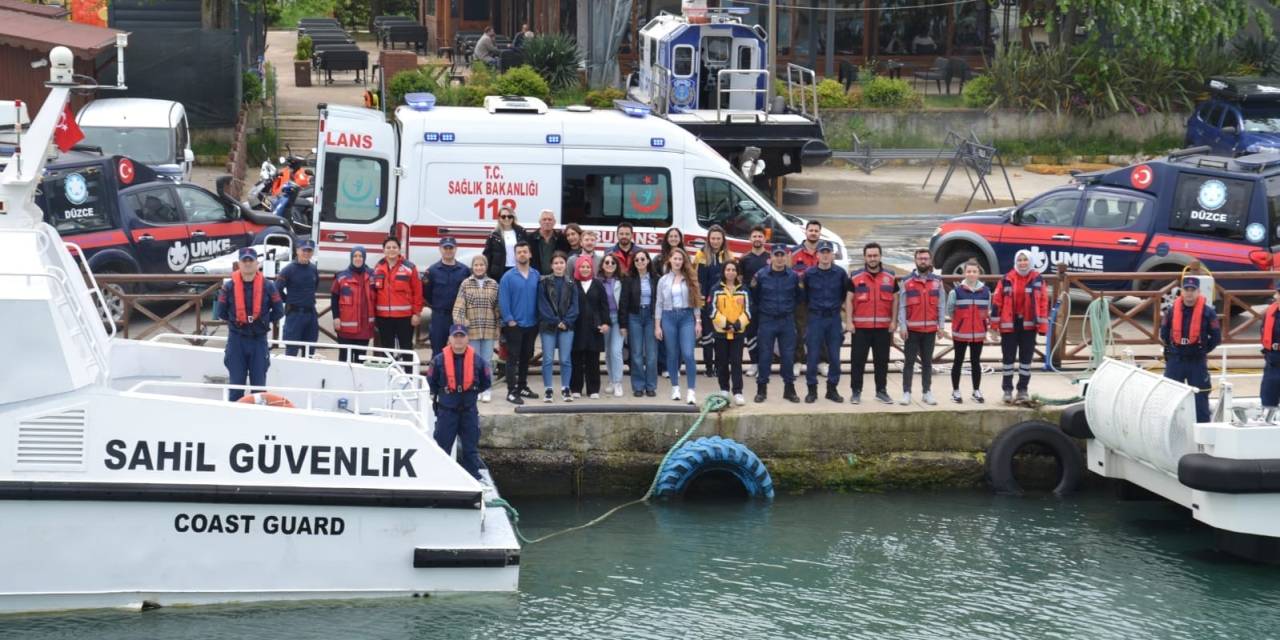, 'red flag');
54,103,84,152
